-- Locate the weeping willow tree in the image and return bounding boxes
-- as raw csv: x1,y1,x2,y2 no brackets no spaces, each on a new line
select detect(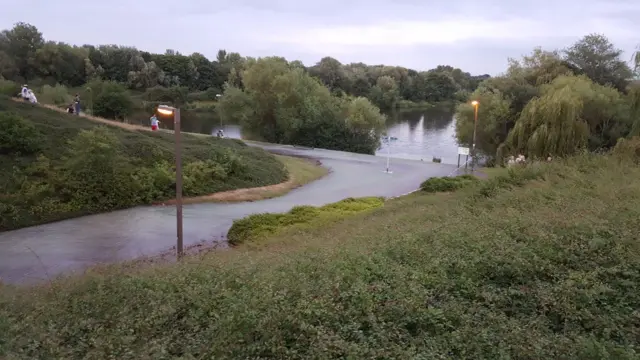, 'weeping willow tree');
630,48,640,135
629,87,640,136
502,75,631,160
